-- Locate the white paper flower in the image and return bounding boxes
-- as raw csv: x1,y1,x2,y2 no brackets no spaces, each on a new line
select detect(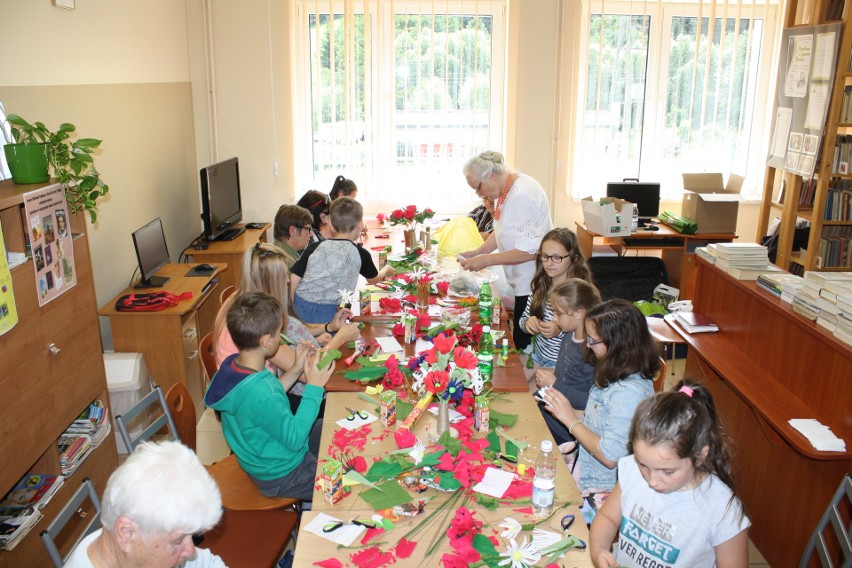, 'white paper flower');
338,289,358,307
469,369,485,395
410,267,427,281
498,537,541,568
411,369,426,393
499,518,522,540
